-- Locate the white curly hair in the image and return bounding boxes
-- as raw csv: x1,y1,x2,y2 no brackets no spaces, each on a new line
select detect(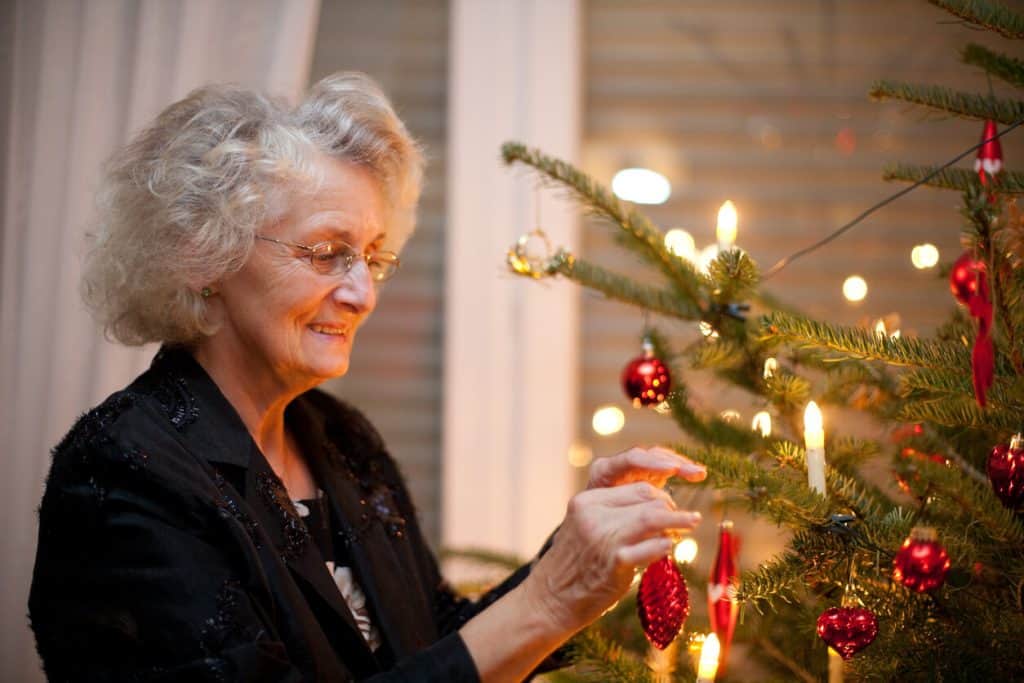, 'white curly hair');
82,72,424,346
